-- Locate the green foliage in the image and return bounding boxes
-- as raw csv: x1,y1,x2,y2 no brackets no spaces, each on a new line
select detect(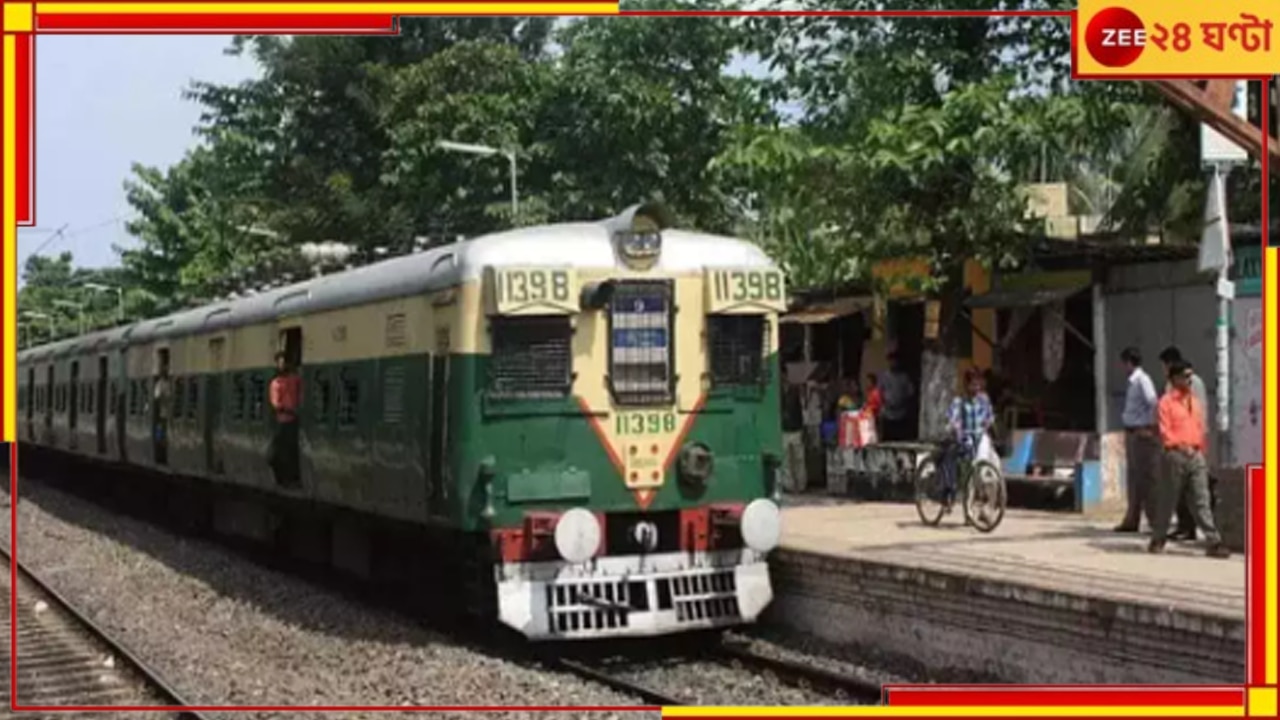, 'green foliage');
18,252,131,346
28,8,1249,345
